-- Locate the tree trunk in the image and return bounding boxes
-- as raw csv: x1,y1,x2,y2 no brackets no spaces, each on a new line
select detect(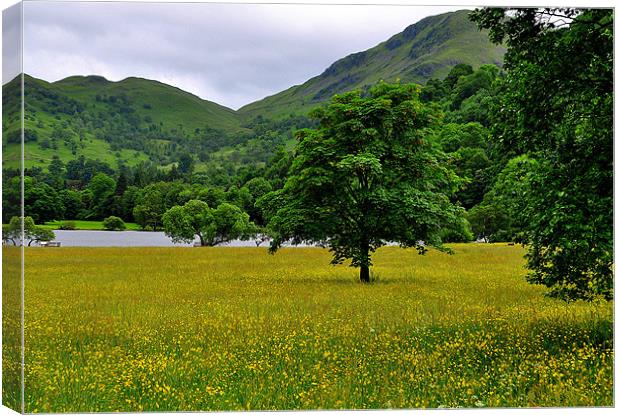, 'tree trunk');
360,264,370,283
360,239,370,283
